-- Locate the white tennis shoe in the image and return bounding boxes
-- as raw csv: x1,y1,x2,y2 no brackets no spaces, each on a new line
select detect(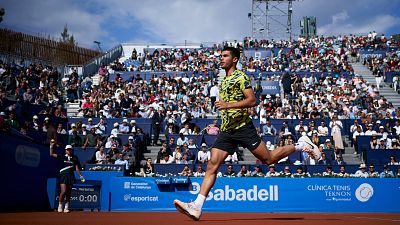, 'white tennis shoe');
298,136,321,160
173,199,202,221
